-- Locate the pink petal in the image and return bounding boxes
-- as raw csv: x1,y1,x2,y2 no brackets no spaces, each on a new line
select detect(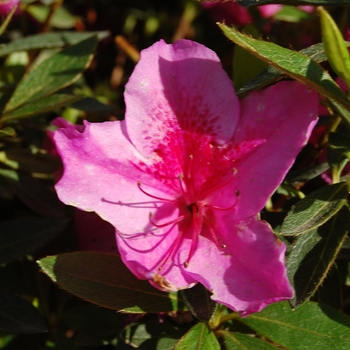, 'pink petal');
231,81,318,220
54,120,178,236
201,1,252,26
124,39,239,157
0,0,19,16
116,222,197,291
258,5,283,18
185,216,293,316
